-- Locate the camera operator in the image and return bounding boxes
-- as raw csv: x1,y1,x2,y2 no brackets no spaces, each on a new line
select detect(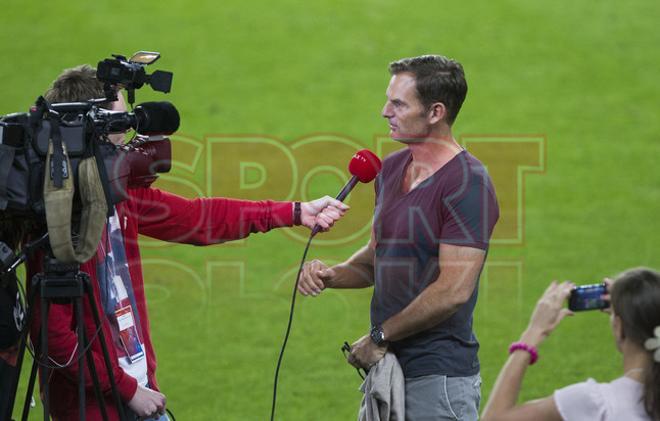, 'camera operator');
26,64,349,421
481,268,660,421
